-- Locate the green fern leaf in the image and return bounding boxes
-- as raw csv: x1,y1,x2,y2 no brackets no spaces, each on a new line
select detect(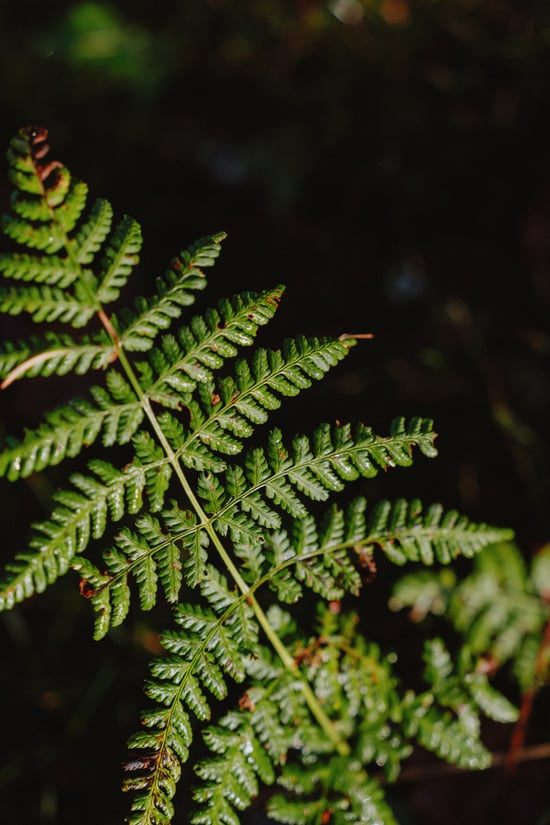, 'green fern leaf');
0,283,96,326
174,337,353,471
0,374,143,479
123,571,257,825
2,215,66,254
410,704,491,769
72,198,113,264
0,330,116,384
141,287,285,405
0,252,79,287
210,419,437,541
466,676,518,723
133,432,173,510
0,127,520,825
117,233,226,351
192,723,274,824
449,543,545,664
0,459,146,610
96,215,142,303
366,498,513,565
269,758,399,825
